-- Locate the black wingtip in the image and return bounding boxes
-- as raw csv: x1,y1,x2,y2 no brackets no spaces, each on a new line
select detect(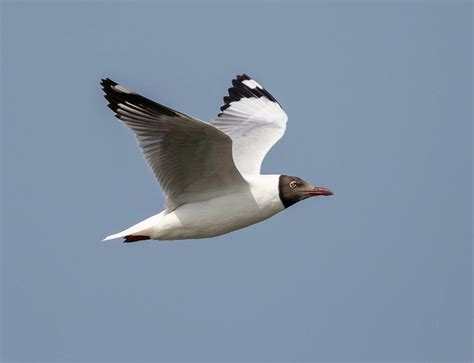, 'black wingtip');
100,78,184,119
235,74,251,81
101,77,111,85
218,73,281,113
100,78,118,91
